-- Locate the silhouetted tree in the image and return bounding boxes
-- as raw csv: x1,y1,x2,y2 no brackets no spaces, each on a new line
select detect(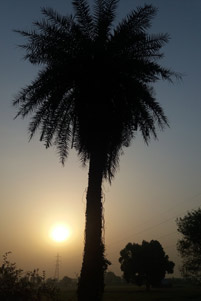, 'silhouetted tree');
105,271,123,285
119,240,175,290
14,1,178,300
58,276,73,288
176,208,201,284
